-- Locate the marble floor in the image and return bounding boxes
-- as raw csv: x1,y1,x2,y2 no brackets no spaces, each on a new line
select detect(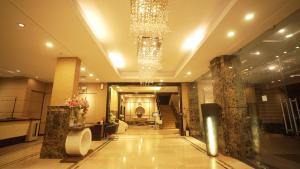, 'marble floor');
0,126,253,169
